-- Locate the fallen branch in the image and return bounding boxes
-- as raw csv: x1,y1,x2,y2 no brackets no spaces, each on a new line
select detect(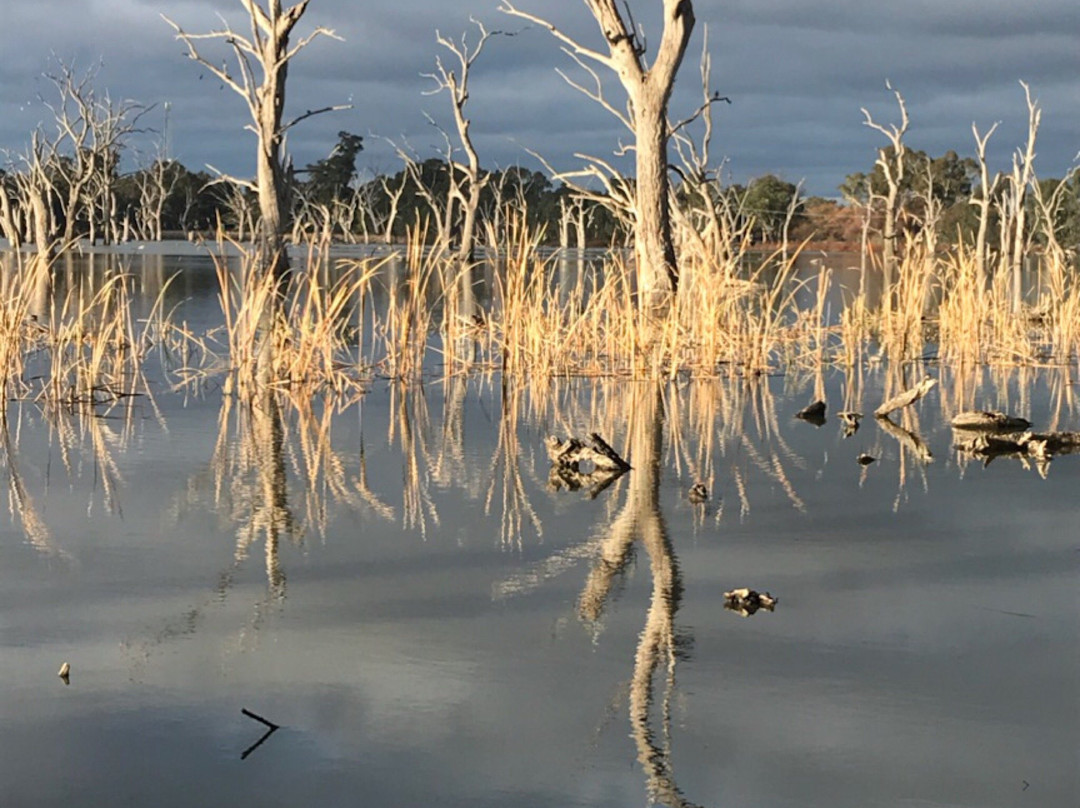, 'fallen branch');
875,377,937,417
